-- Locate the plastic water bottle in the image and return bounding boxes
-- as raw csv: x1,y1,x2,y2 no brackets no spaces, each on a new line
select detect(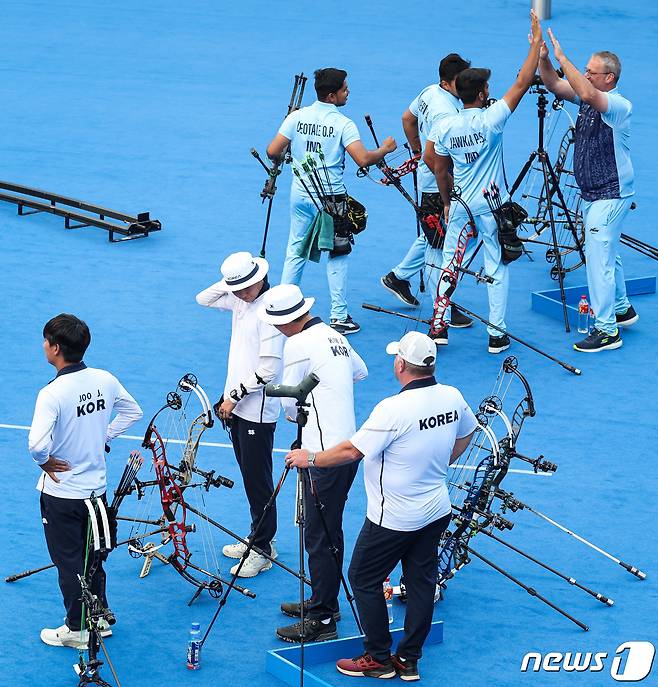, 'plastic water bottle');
187,622,202,670
589,306,596,333
577,295,589,334
383,577,394,625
